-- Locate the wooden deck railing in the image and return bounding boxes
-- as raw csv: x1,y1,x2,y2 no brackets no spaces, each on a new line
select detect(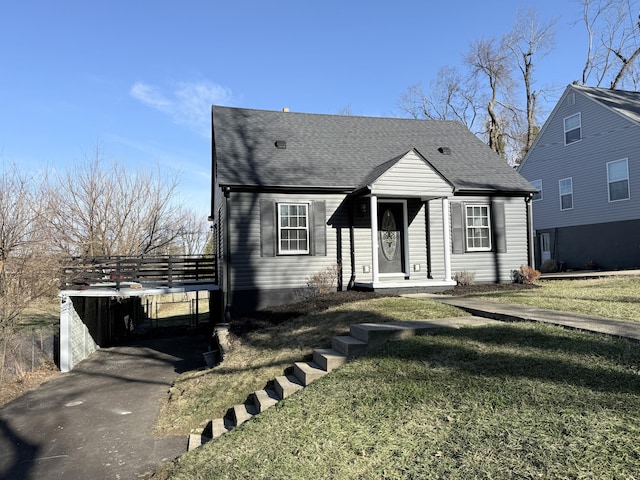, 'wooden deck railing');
61,255,217,290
